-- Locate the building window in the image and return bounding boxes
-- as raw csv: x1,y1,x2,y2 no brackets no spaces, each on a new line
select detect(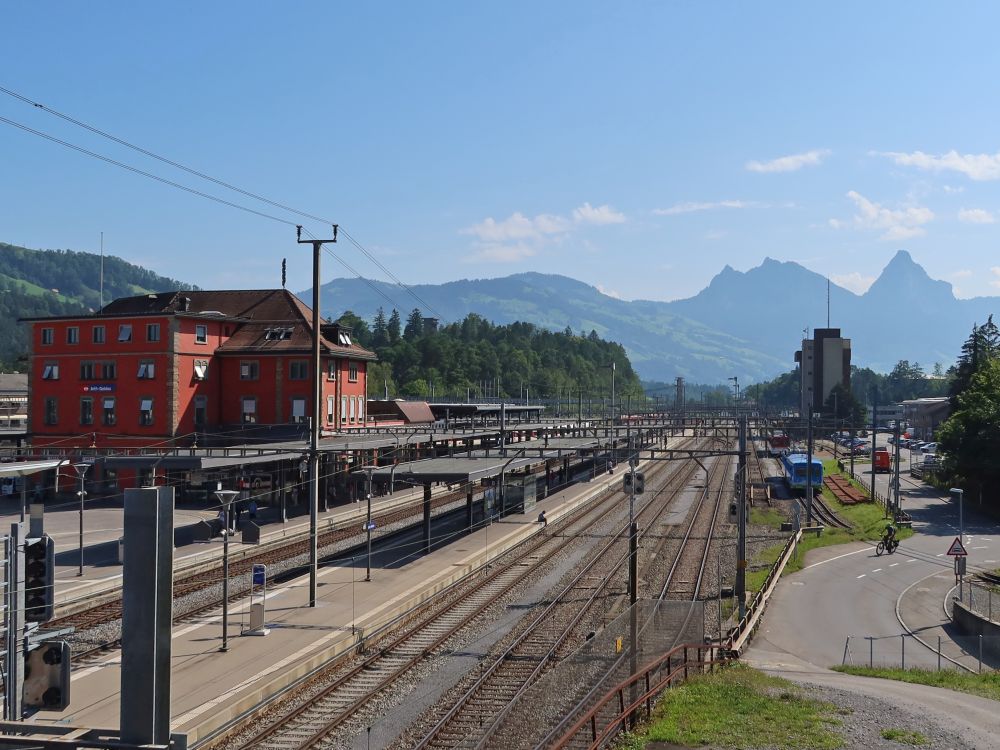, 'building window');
139,398,153,426
241,396,257,424
44,398,57,426
80,397,93,426
349,396,356,423
291,397,306,424
358,398,364,424
289,360,309,380
42,363,59,380
118,324,133,342
327,359,337,381
146,323,160,343
102,361,117,379
137,361,155,379
80,361,95,380
193,360,209,380
92,325,106,344
194,396,207,427
195,324,208,344
341,396,347,424
337,330,352,346
240,361,259,380
349,362,358,382
102,397,116,426
327,396,335,424
66,326,79,344
40,328,54,345
264,327,293,341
